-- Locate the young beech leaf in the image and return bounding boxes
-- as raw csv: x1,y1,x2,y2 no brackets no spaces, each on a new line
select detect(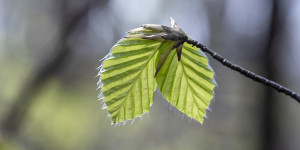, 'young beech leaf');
155,43,216,123
98,18,216,124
